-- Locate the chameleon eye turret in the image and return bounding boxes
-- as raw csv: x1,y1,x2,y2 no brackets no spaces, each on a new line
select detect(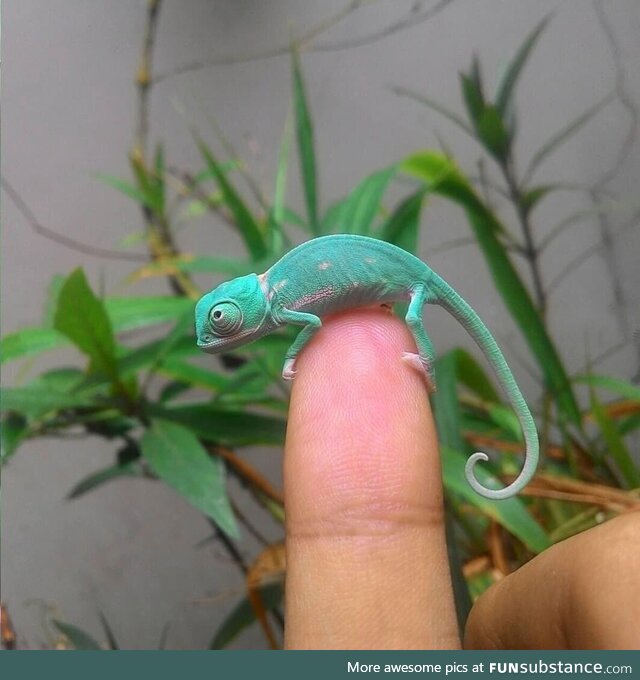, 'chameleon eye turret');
209,302,243,337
